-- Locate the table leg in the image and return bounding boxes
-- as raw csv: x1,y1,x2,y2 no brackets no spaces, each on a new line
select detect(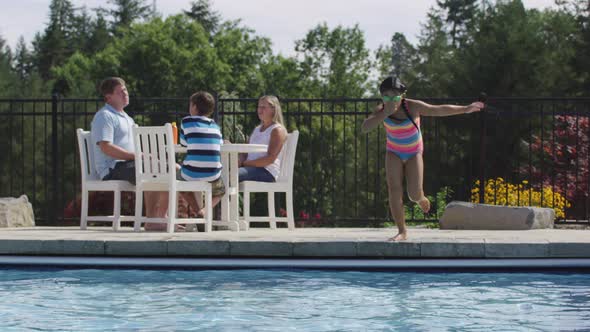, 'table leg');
218,151,239,231
231,154,249,231
220,152,229,223
229,151,243,230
